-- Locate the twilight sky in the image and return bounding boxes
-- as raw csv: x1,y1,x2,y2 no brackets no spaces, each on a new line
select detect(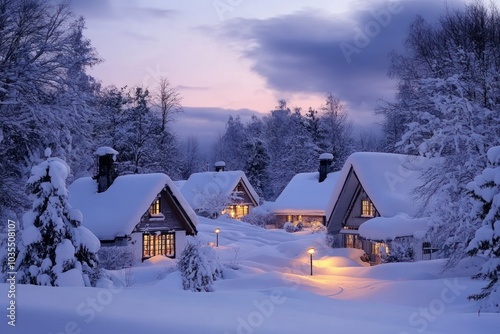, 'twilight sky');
71,0,464,148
